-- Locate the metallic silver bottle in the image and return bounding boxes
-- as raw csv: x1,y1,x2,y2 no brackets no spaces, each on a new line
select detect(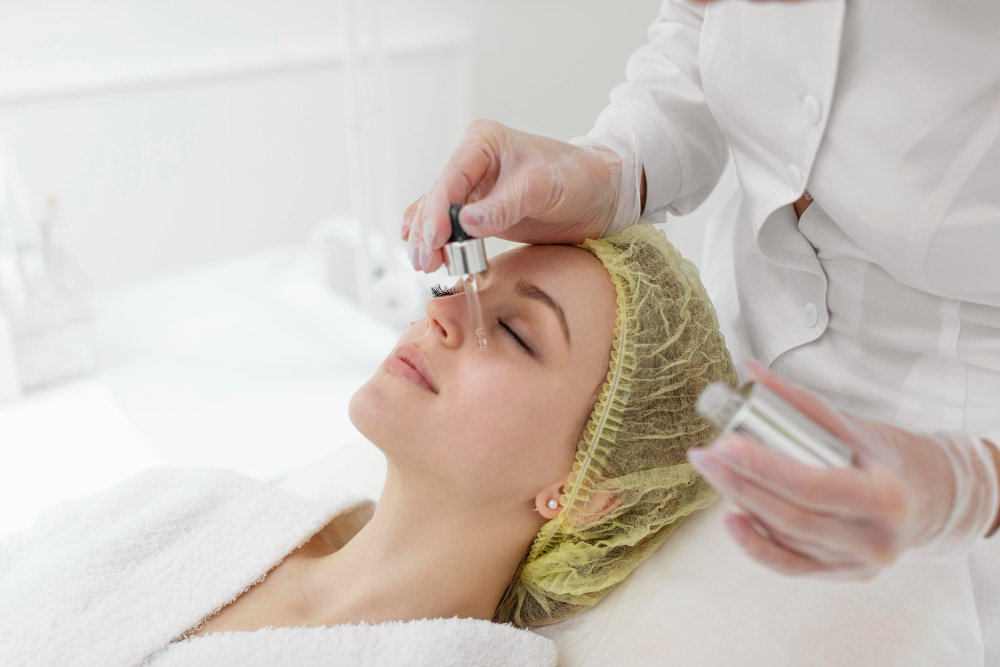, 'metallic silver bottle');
697,380,854,468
